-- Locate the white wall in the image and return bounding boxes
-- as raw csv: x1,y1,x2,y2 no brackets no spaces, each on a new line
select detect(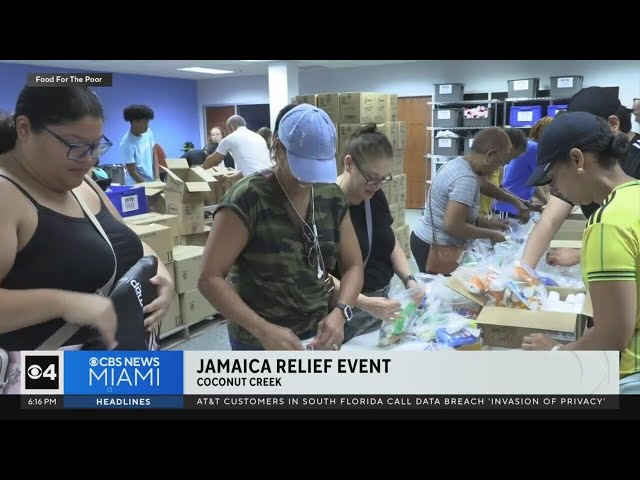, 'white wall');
197,60,640,144
197,75,269,145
